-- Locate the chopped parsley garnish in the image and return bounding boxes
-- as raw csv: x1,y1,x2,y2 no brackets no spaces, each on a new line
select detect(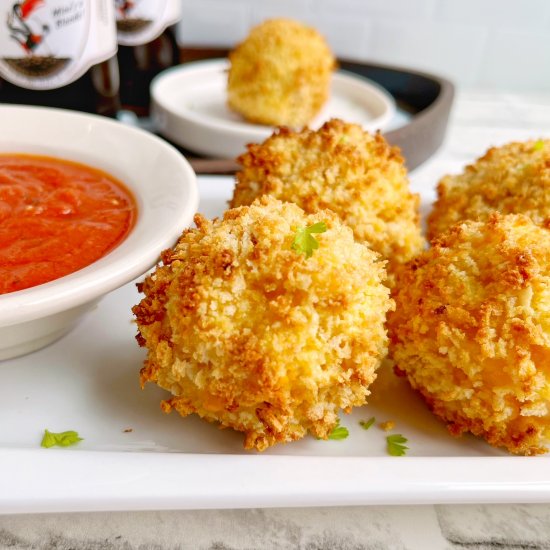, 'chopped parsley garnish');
291,221,327,259
386,434,409,456
359,417,376,431
41,429,83,448
316,418,349,441
328,425,349,440
534,140,545,151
